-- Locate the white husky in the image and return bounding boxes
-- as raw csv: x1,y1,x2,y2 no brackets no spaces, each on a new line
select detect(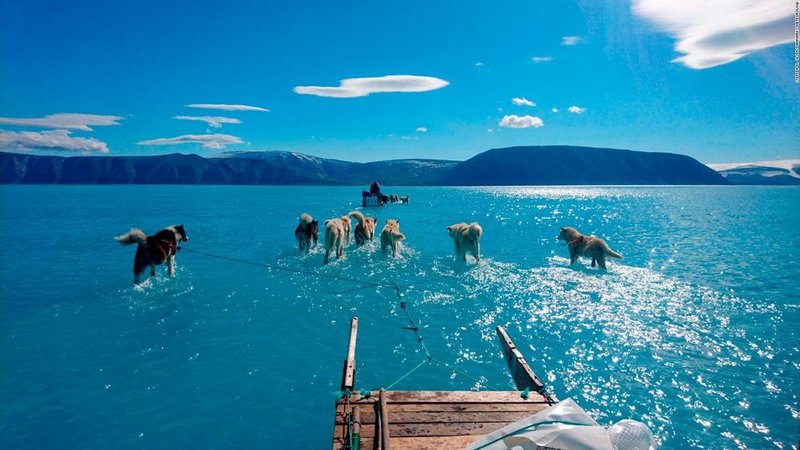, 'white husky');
447,222,482,263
